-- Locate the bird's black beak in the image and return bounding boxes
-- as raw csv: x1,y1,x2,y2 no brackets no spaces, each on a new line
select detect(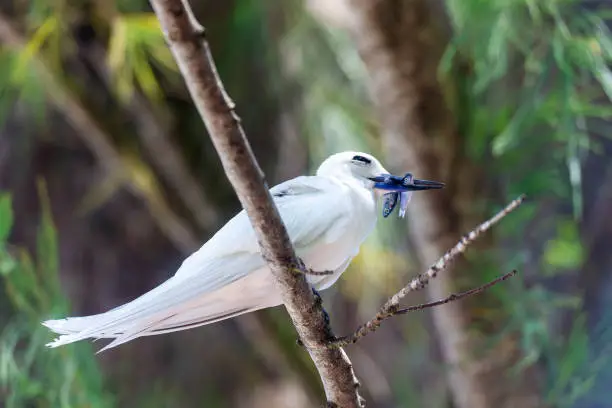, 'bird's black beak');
368,173,445,192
